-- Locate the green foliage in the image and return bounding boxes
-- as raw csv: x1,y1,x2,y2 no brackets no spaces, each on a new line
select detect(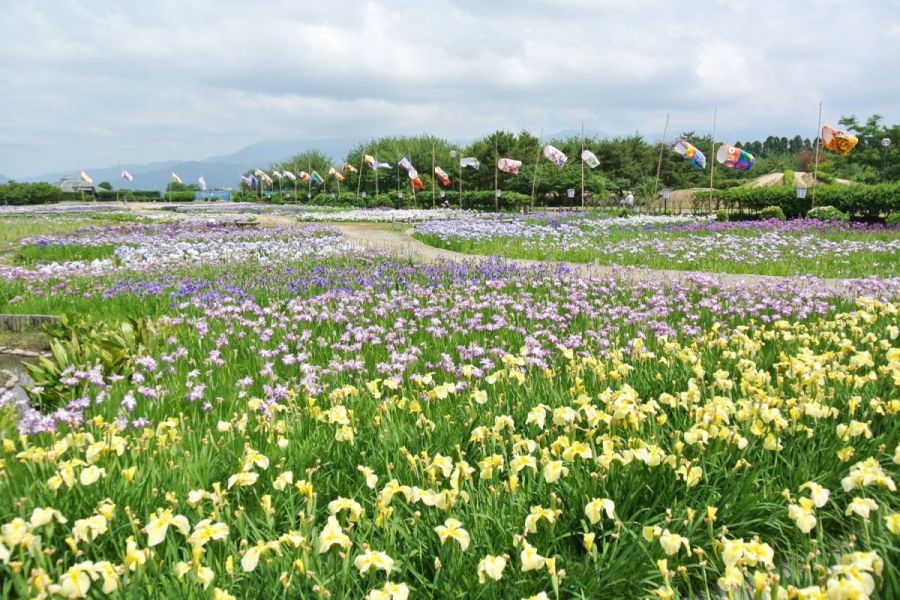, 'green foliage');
24,315,151,411
166,181,199,192
97,181,113,190
782,170,795,187
15,244,119,266
885,212,900,225
719,183,900,217
716,208,728,222
760,205,787,220
0,182,63,205
807,206,849,222
161,191,195,202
